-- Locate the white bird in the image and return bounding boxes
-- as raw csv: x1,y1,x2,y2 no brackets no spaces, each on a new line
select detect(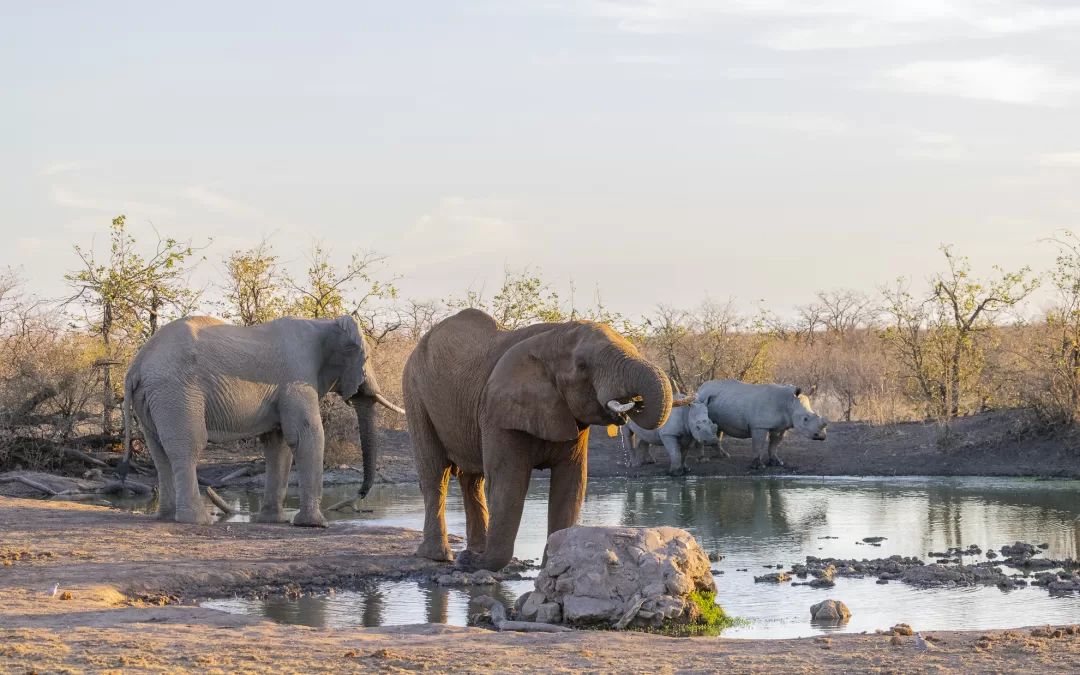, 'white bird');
48,583,59,597
915,633,936,651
